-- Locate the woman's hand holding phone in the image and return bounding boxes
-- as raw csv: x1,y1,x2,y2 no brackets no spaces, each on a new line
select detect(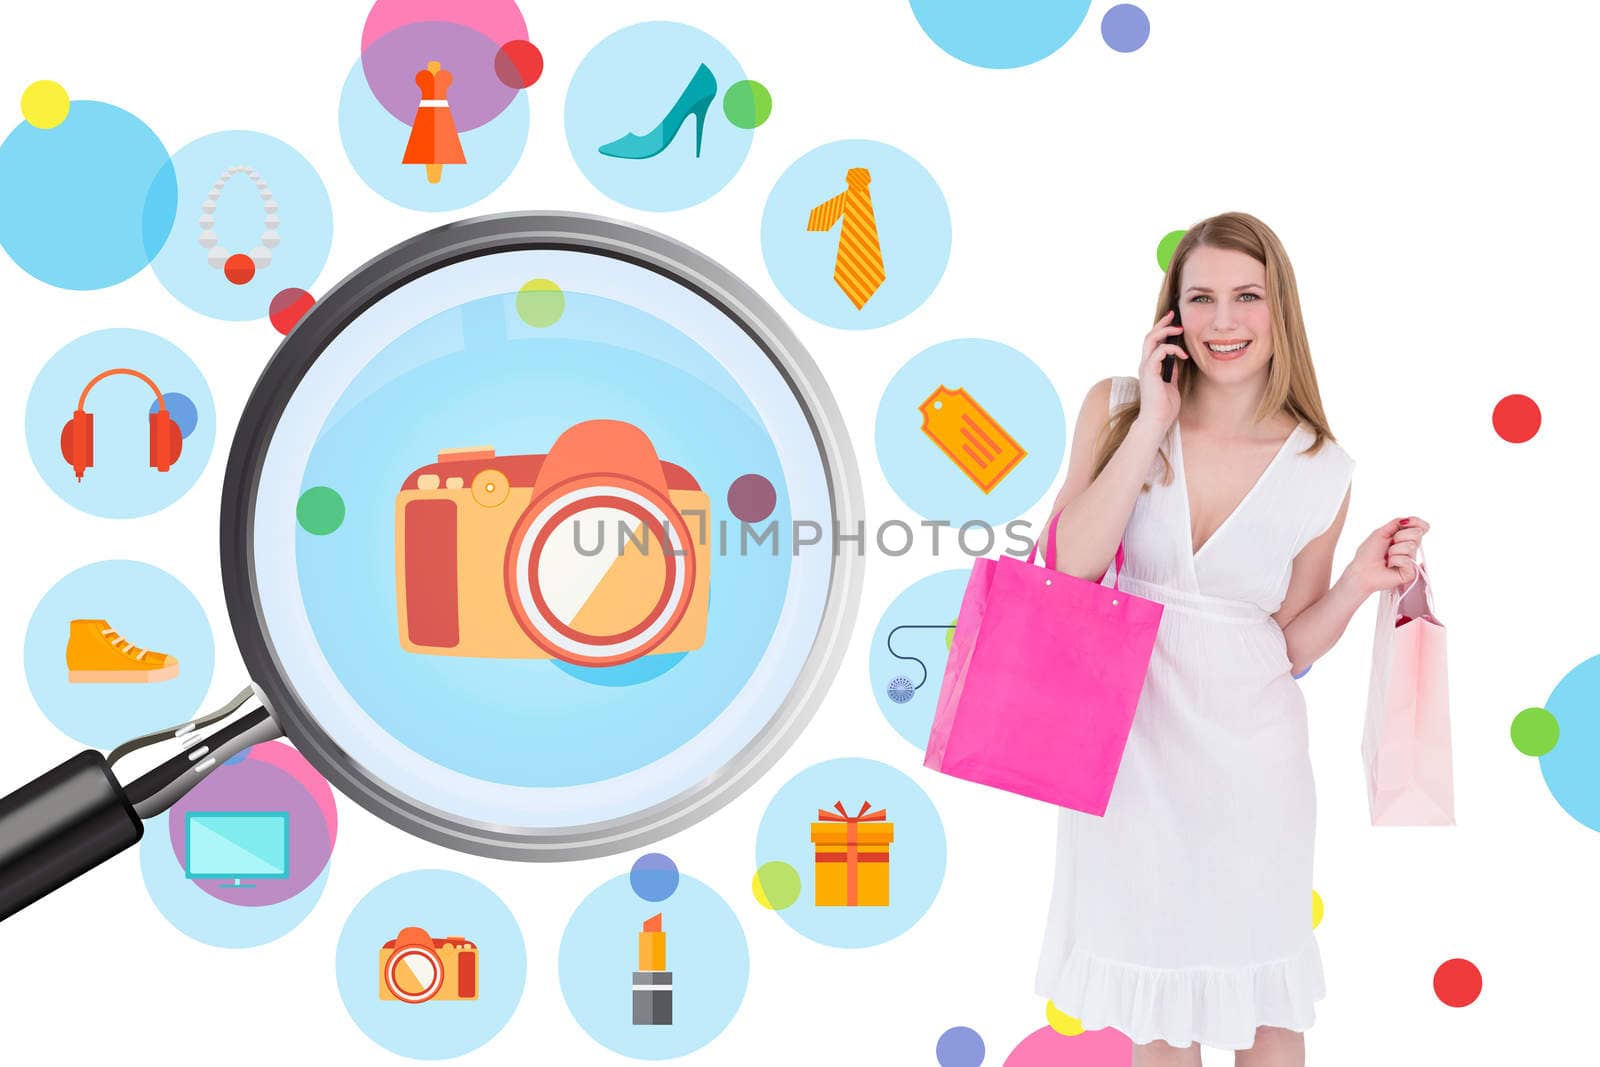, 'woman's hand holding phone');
1137,310,1188,431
